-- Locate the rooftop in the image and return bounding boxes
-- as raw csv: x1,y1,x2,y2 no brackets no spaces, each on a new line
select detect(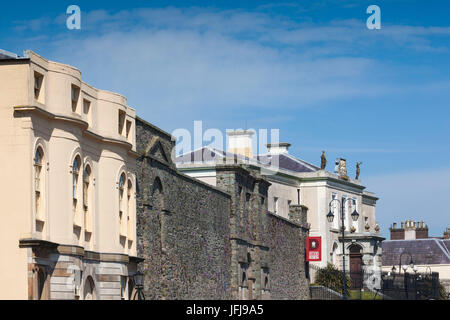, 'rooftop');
382,238,450,266
175,146,320,173
0,49,27,60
